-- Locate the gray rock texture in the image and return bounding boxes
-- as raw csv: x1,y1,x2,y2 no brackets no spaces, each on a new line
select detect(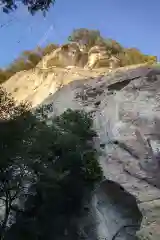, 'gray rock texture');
41,66,160,239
